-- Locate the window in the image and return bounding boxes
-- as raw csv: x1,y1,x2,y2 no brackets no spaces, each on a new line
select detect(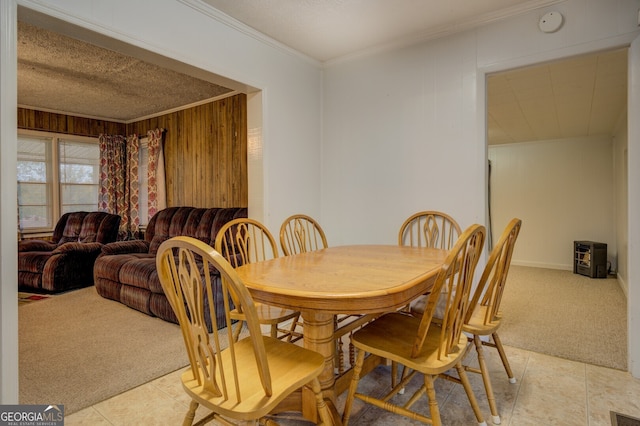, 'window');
17,131,99,232
17,135,52,229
